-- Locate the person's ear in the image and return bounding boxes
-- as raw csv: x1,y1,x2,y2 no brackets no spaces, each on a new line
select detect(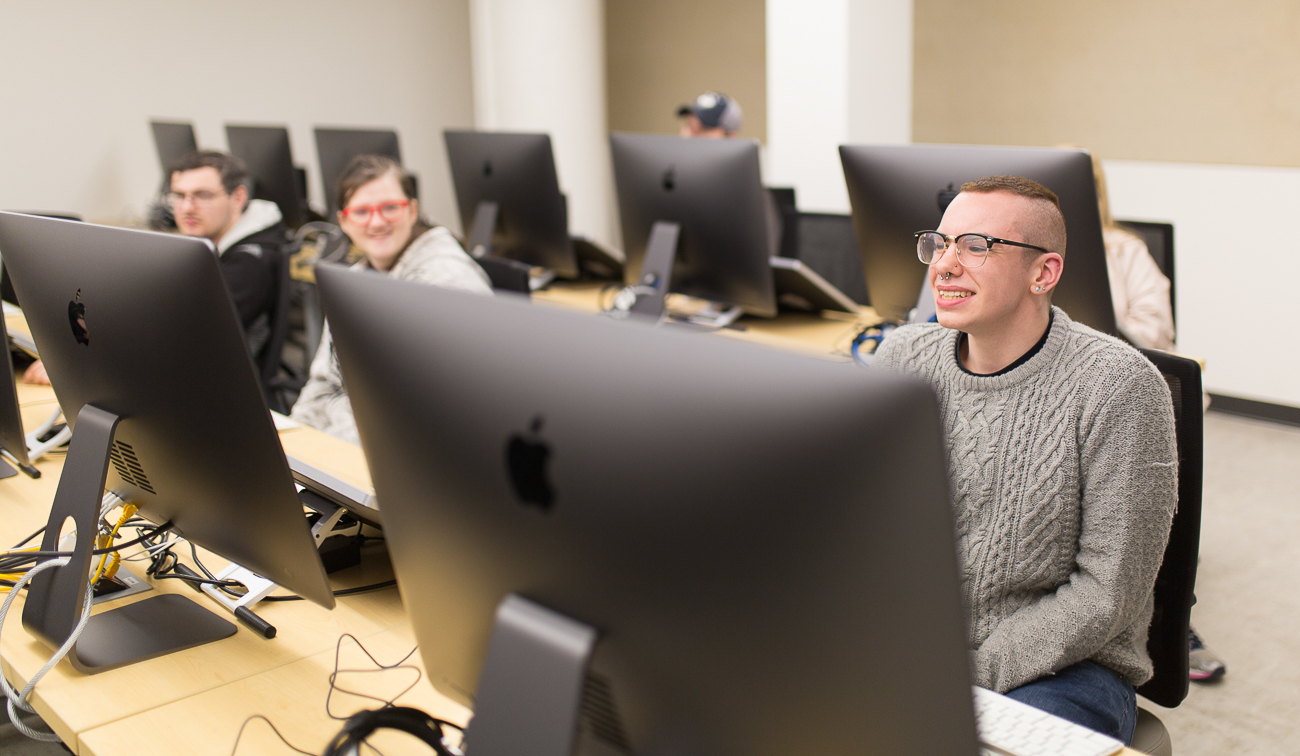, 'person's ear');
407,197,419,219
231,184,249,210
1031,253,1063,295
